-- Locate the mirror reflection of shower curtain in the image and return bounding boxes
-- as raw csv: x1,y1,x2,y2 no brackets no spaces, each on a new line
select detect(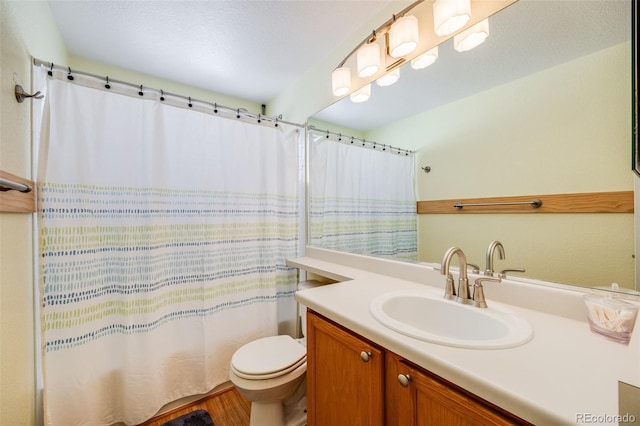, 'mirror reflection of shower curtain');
309,132,417,260
35,66,303,425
